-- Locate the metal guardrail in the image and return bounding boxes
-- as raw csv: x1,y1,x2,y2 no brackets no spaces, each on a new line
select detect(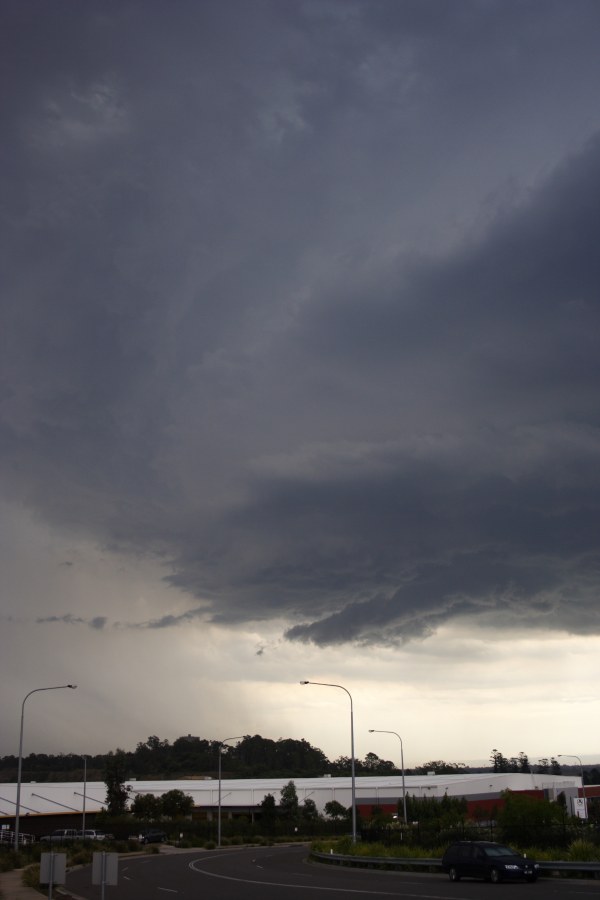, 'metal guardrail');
311,850,600,878
312,851,442,872
538,860,600,877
